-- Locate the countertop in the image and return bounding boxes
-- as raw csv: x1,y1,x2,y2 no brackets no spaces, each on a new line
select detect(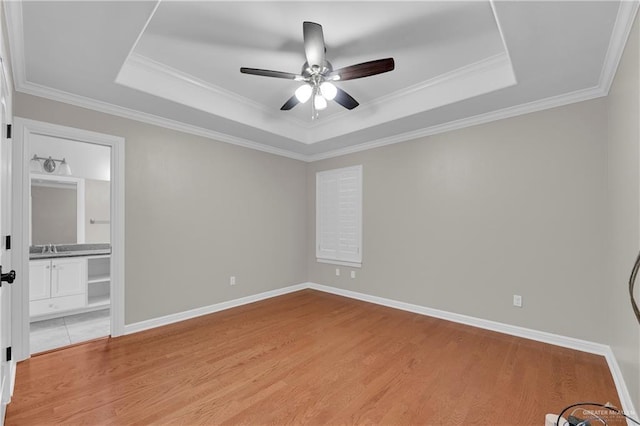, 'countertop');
30,243,111,260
